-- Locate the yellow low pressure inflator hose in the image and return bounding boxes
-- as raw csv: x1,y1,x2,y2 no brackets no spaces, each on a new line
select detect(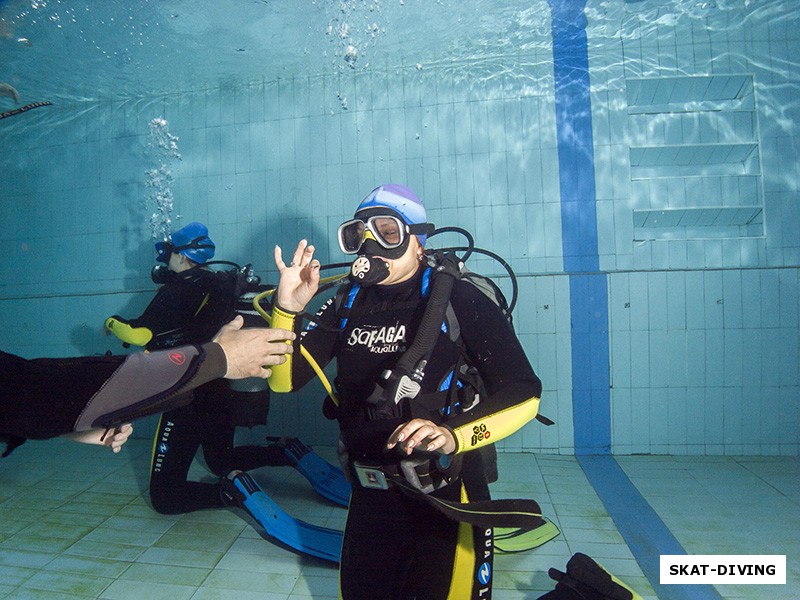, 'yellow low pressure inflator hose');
252,275,346,406
104,316,154,347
